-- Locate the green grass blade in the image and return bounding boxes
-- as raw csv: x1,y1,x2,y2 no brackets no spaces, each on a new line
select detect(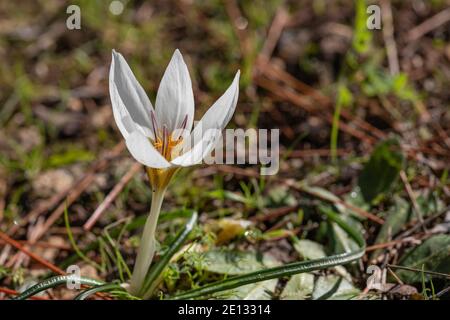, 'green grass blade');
64,205,103,271
74,283,124,300
12,275,104,300
140,211,198,299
